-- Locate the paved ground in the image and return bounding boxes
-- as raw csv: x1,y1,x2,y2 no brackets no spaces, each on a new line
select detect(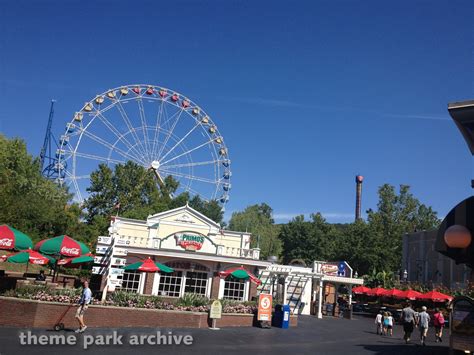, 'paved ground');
0,315,450,355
